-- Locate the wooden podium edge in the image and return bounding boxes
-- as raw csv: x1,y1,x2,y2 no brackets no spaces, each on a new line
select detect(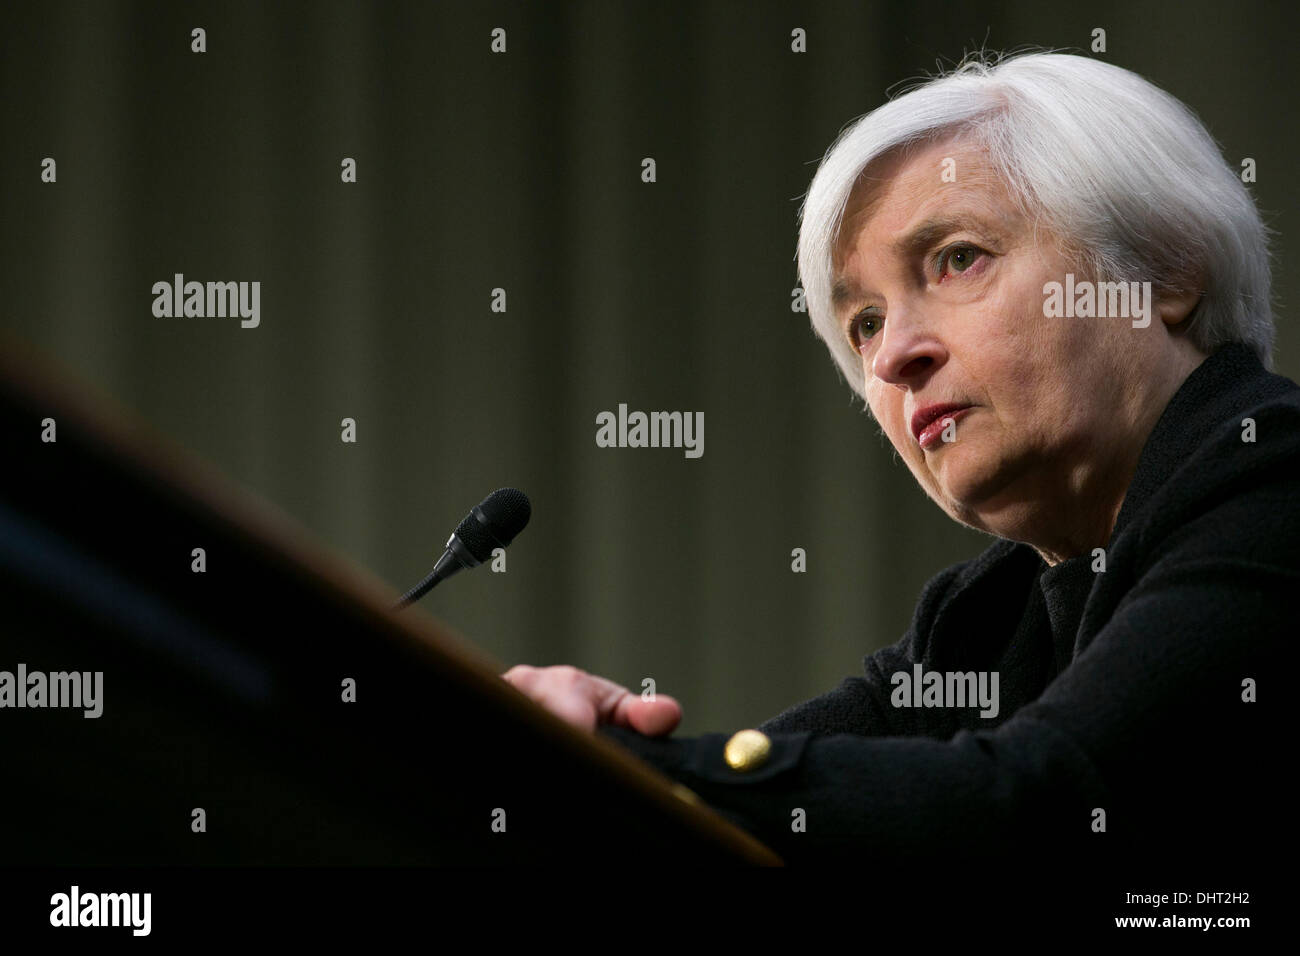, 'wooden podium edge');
1,332,783,866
